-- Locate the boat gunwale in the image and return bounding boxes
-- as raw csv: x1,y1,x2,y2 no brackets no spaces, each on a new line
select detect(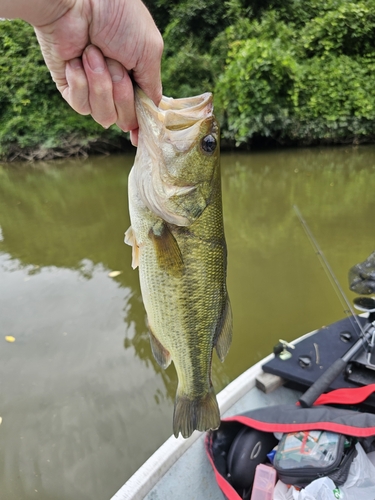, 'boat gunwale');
111,329,319,500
